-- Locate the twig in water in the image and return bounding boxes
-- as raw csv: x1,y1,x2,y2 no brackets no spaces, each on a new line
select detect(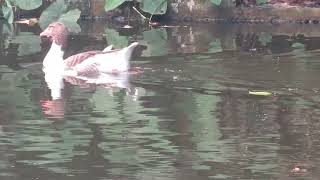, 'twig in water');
132,6,147,20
